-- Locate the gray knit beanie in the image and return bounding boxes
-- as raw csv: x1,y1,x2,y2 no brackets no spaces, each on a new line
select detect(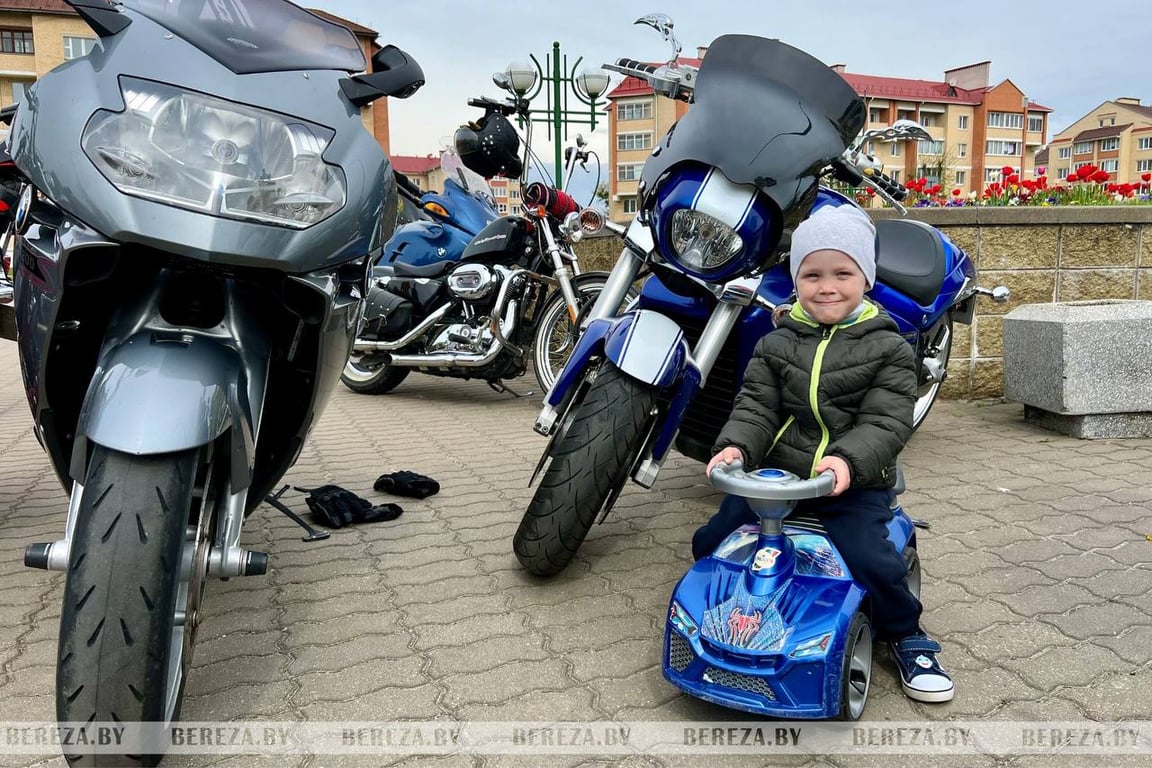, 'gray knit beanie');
789,205,877,288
